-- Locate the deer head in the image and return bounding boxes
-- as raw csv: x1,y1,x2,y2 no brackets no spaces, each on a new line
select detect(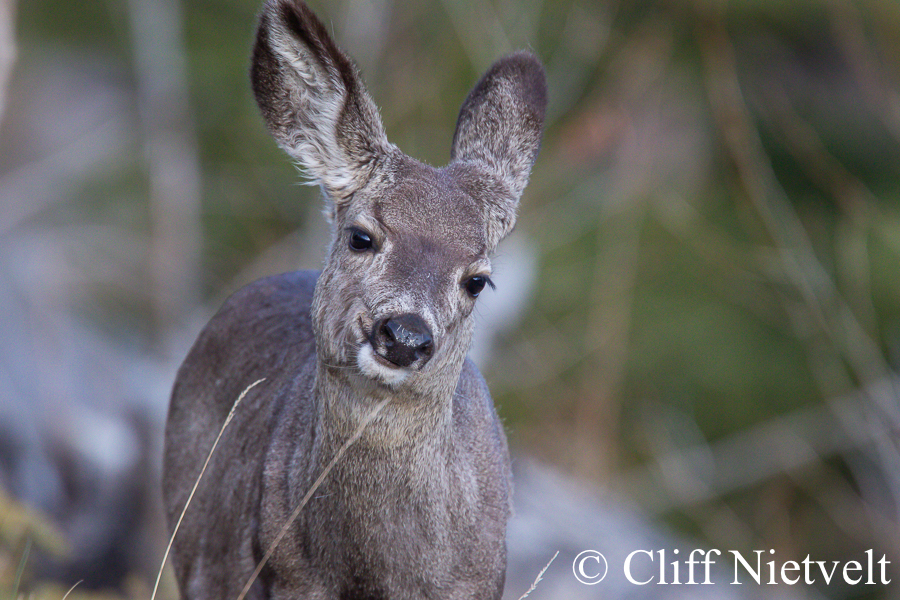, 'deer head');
251,0,546,394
